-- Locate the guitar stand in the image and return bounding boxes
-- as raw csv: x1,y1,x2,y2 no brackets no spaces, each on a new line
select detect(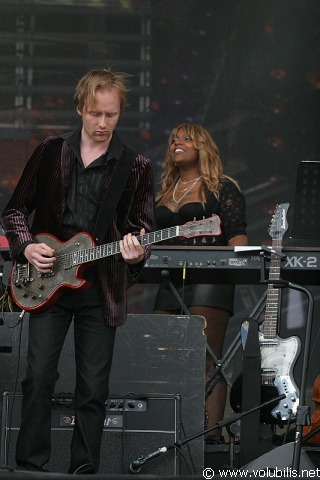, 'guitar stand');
238,250,314,471
267,279,314,473
252,245,314,471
